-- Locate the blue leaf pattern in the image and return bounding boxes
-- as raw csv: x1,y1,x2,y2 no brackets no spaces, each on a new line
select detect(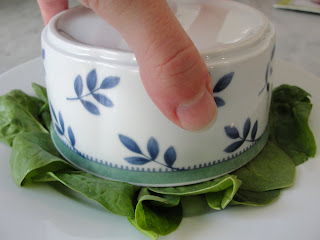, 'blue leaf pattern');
214,97,225,107
86,69,97,92
80,99,100,115
259,45,275,96
243,118,251,139
74,75,83,97
92,93,113,107
124,157,151,165
164,147,176,168
68,126,75,146
265,62,269,84
119,134,178,170
212,72,234,108
42,49,45,60
224,118,259,153
50,103,58,122
51,104,77,149
224,140,245,153
225,126,240,139
100,76,120,89
213,72,234,93
251,121,258,141
55,124,64,136
58,111,65,134
147,137,159,160
119,134,143,154
67,69,120,115
271,45,275,60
